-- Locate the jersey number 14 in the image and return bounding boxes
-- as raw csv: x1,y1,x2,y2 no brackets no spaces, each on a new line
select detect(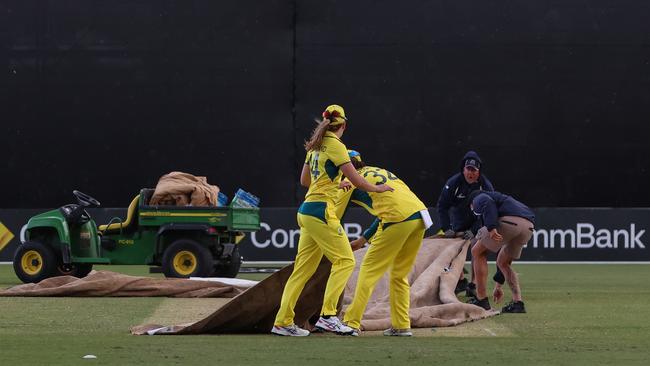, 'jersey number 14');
310,152,320,178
